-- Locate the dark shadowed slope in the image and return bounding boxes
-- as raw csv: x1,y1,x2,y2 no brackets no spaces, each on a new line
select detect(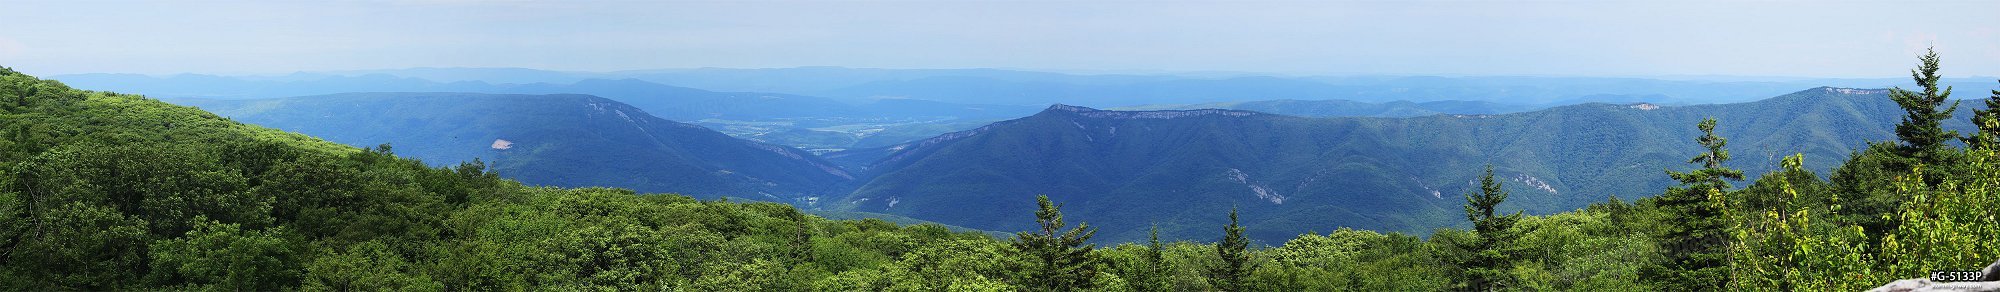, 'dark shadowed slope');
177,93,853,201
837,87,1982,243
